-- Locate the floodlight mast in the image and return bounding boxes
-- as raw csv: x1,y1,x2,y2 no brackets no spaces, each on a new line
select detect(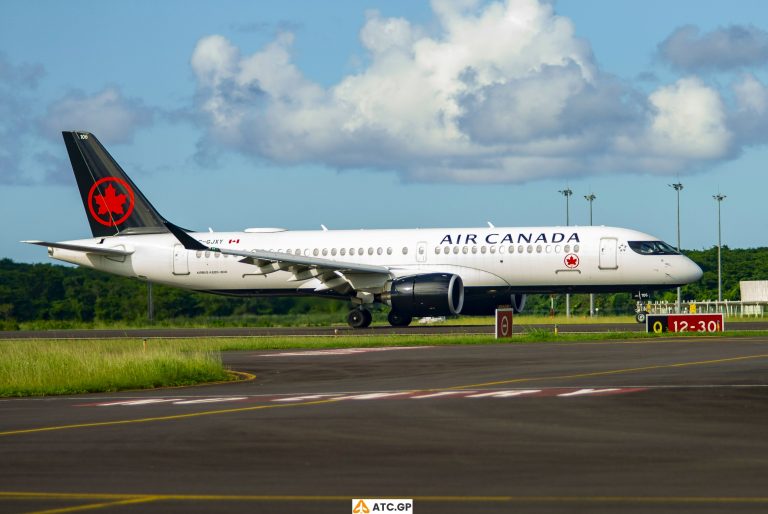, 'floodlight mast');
669,182,683,313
